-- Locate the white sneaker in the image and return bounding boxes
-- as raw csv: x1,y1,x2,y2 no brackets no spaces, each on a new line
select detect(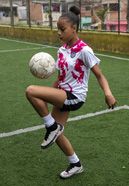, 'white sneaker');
41,123,64,149
60,163,84,179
